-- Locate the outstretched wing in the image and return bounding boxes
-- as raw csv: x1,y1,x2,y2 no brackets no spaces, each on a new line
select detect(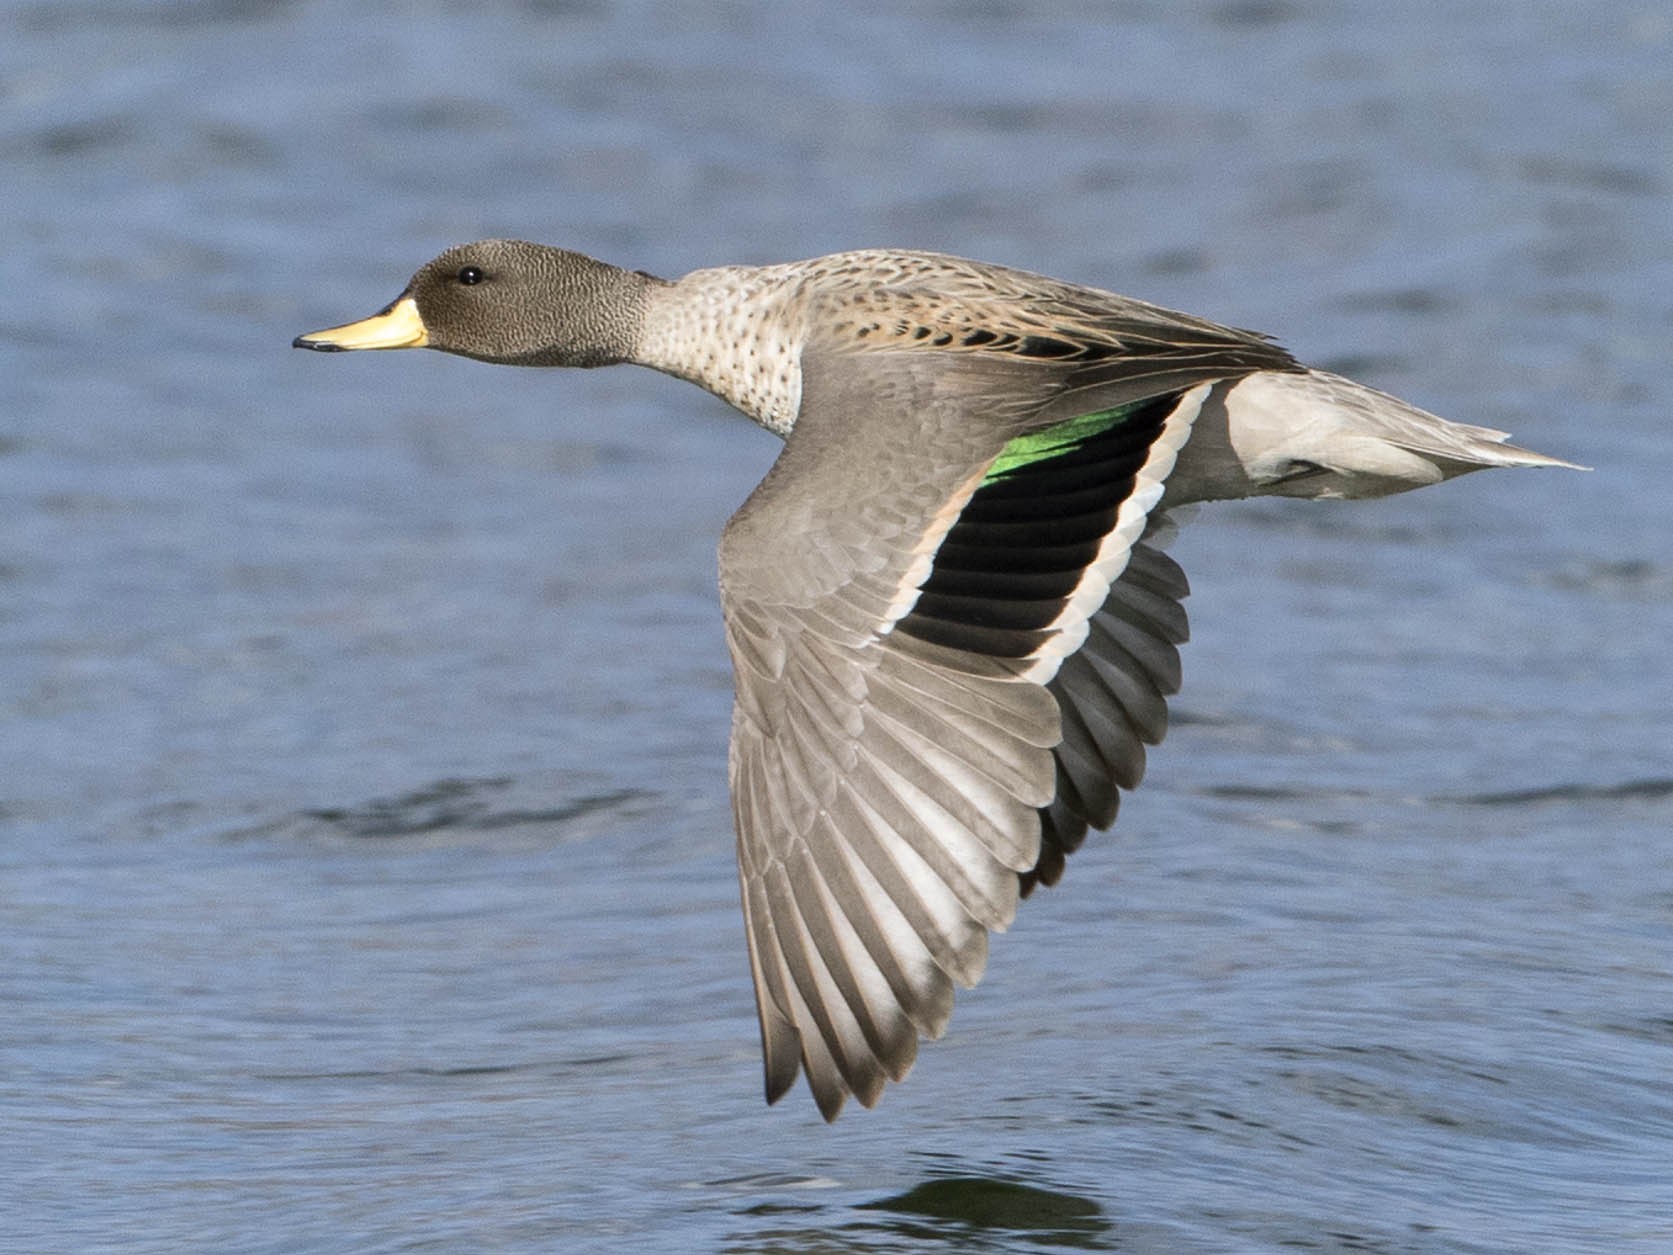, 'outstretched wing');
717,339,1213,1119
